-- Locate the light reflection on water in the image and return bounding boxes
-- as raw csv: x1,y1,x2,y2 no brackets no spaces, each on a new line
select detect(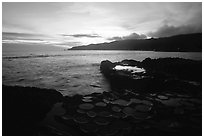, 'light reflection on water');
2,50,202,96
